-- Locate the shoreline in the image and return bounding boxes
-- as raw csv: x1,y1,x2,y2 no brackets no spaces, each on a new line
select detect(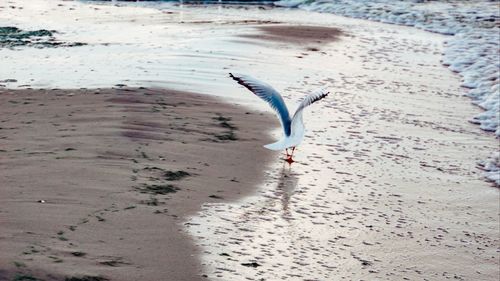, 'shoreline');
0,1,498,280
0,87,275,281
2,0,497,185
